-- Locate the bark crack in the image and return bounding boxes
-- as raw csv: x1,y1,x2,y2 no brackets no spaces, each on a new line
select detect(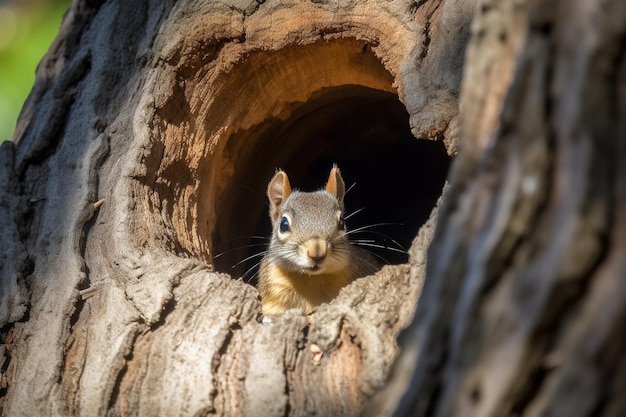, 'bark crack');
105,325,141,414
284,321,311,417
209,323,236,416
16,51,92,175
411,0,441,62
